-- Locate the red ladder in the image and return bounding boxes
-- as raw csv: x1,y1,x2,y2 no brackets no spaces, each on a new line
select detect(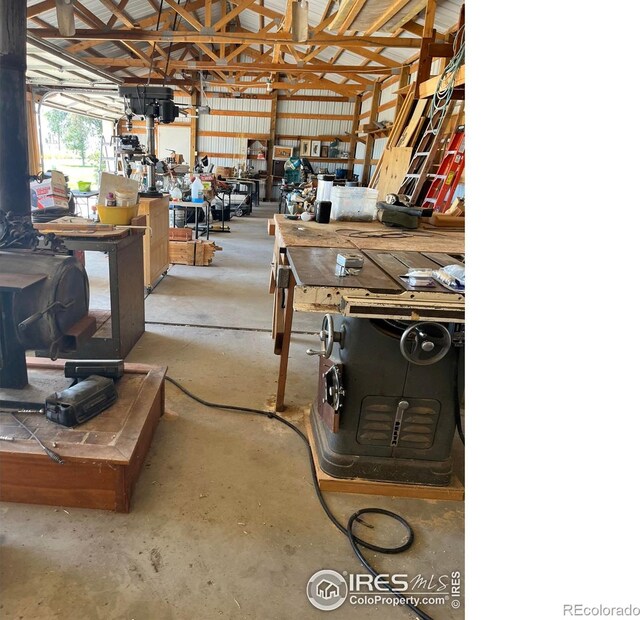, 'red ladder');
422,125,465,212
